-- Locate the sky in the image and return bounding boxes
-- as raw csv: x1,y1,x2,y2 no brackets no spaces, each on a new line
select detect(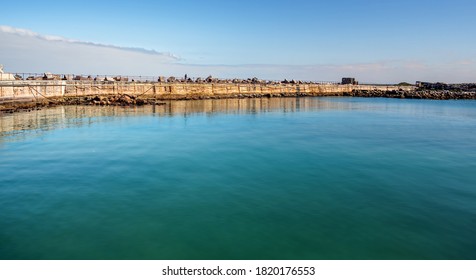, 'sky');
1,0,475,83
